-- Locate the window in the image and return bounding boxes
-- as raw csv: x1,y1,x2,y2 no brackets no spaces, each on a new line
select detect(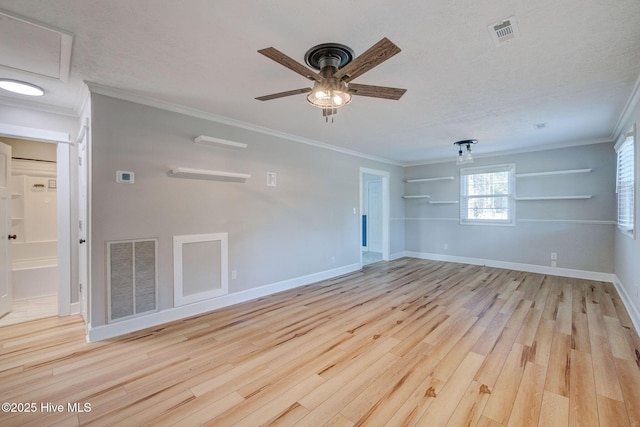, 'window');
460,164,515,225
616,124,635,238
